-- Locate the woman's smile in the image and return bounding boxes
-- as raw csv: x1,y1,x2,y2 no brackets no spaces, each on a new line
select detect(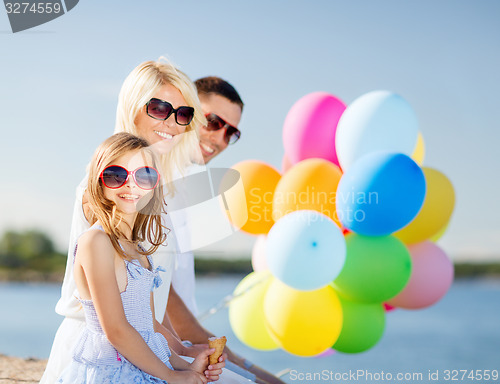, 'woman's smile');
154,130,175,140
